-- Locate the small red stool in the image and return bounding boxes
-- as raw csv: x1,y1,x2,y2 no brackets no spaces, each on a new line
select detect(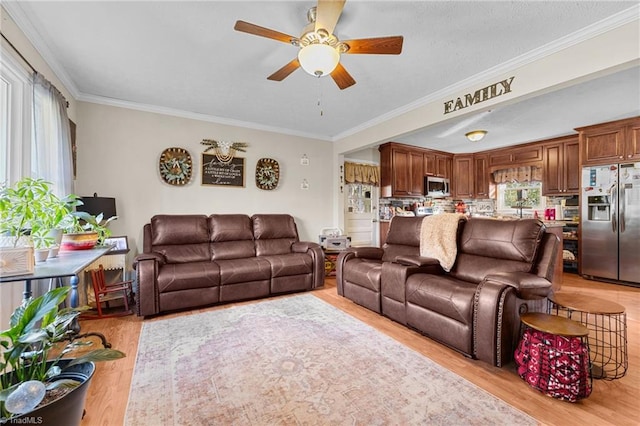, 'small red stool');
515,313,592,402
